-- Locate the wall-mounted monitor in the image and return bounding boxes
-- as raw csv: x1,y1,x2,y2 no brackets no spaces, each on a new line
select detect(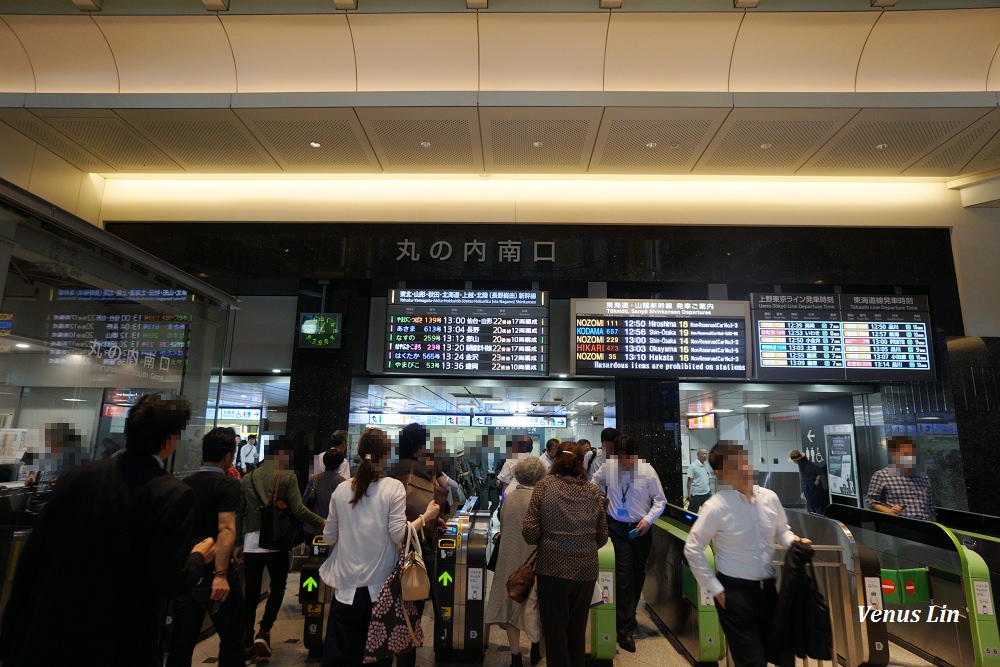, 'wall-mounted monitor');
384,289,548,376
570,299,749,378
687,414,716,429
751,293,934,381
